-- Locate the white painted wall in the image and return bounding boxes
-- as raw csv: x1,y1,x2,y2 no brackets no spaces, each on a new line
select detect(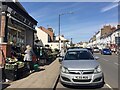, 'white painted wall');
111,30,120,44
35,27,48,46
0,37,3,43
96,31,101,49
48,42,60,50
